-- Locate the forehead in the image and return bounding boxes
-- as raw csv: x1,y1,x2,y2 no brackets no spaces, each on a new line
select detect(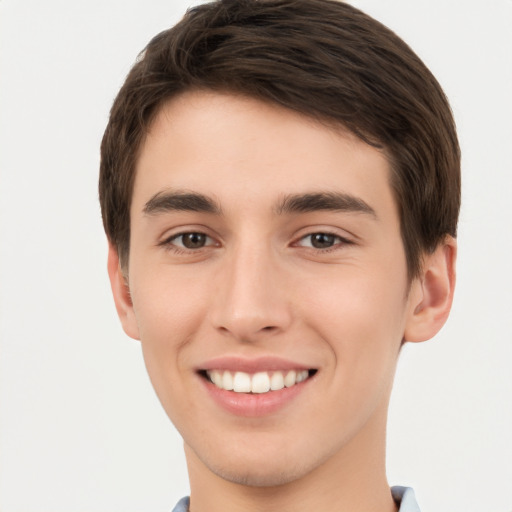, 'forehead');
132,90,396,219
